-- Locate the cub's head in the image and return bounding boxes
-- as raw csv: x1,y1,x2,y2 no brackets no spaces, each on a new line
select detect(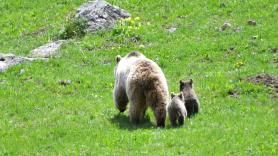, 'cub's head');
170,92,184,101
179,79,193,91
180,79,197,99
